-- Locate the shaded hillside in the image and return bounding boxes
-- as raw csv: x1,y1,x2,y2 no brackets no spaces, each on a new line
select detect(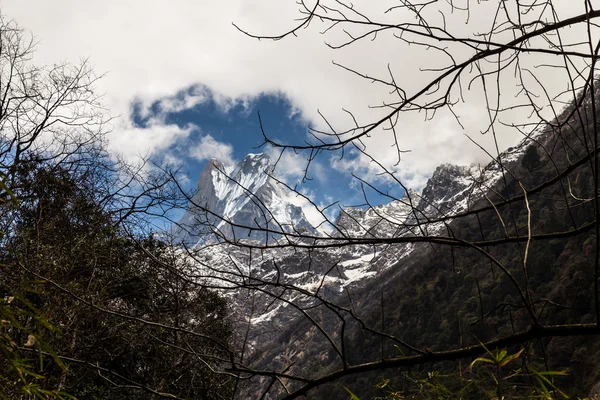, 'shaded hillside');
238,83,600,398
